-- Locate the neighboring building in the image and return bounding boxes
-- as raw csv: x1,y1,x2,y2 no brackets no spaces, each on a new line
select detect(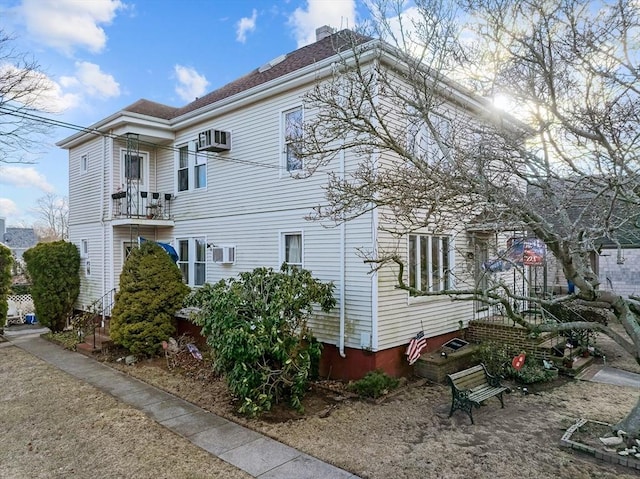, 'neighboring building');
58,28,517,379
0,218,37,260
598,226,640,297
